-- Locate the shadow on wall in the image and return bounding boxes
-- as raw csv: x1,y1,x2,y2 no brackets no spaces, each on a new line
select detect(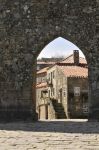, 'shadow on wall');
0,120,99,134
